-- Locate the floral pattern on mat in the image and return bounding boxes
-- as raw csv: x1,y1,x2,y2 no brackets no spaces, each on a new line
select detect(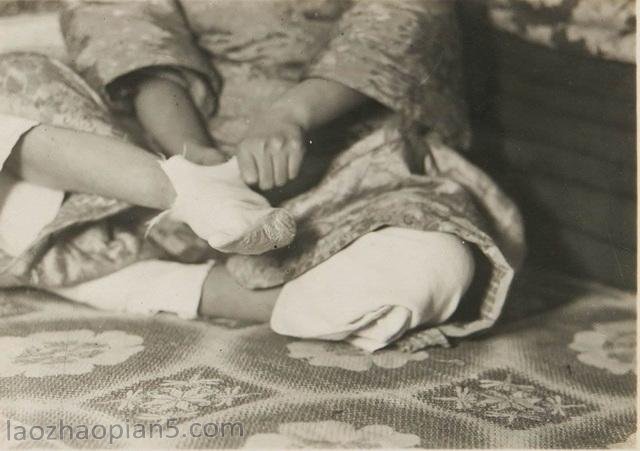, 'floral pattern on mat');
569,319,636,375
90,367,270,423
286,340,429,371
0,272,635,448
0,329,143,378
416,369,594,430
243,421,420,448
